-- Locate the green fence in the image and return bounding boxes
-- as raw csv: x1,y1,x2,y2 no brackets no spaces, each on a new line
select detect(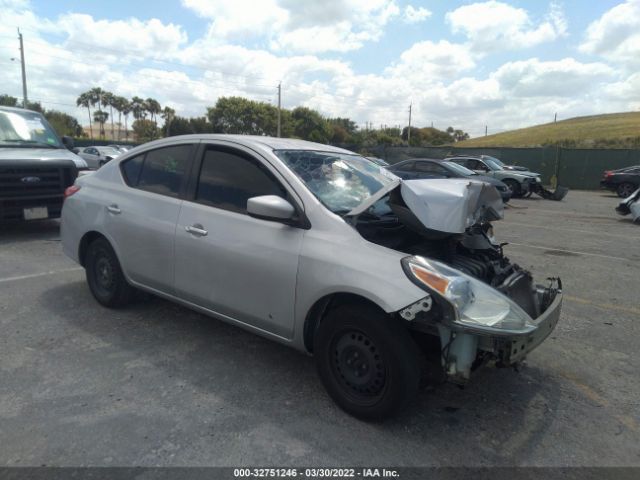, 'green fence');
365,146,640,189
